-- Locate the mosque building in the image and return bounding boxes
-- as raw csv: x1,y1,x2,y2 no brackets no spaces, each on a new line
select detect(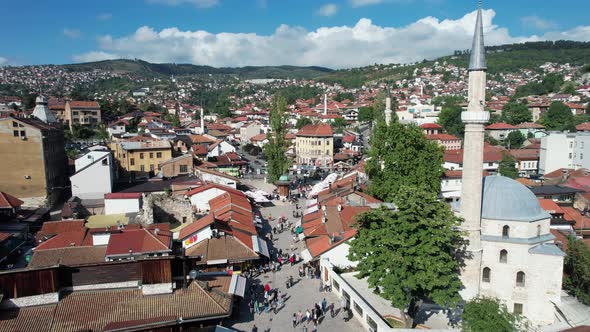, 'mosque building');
455,3,565,326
